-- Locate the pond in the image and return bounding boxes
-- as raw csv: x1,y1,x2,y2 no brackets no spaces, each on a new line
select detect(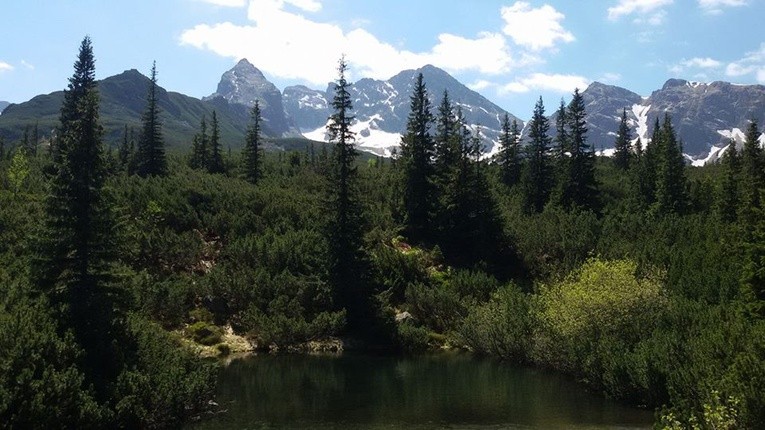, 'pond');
189,352,654,430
